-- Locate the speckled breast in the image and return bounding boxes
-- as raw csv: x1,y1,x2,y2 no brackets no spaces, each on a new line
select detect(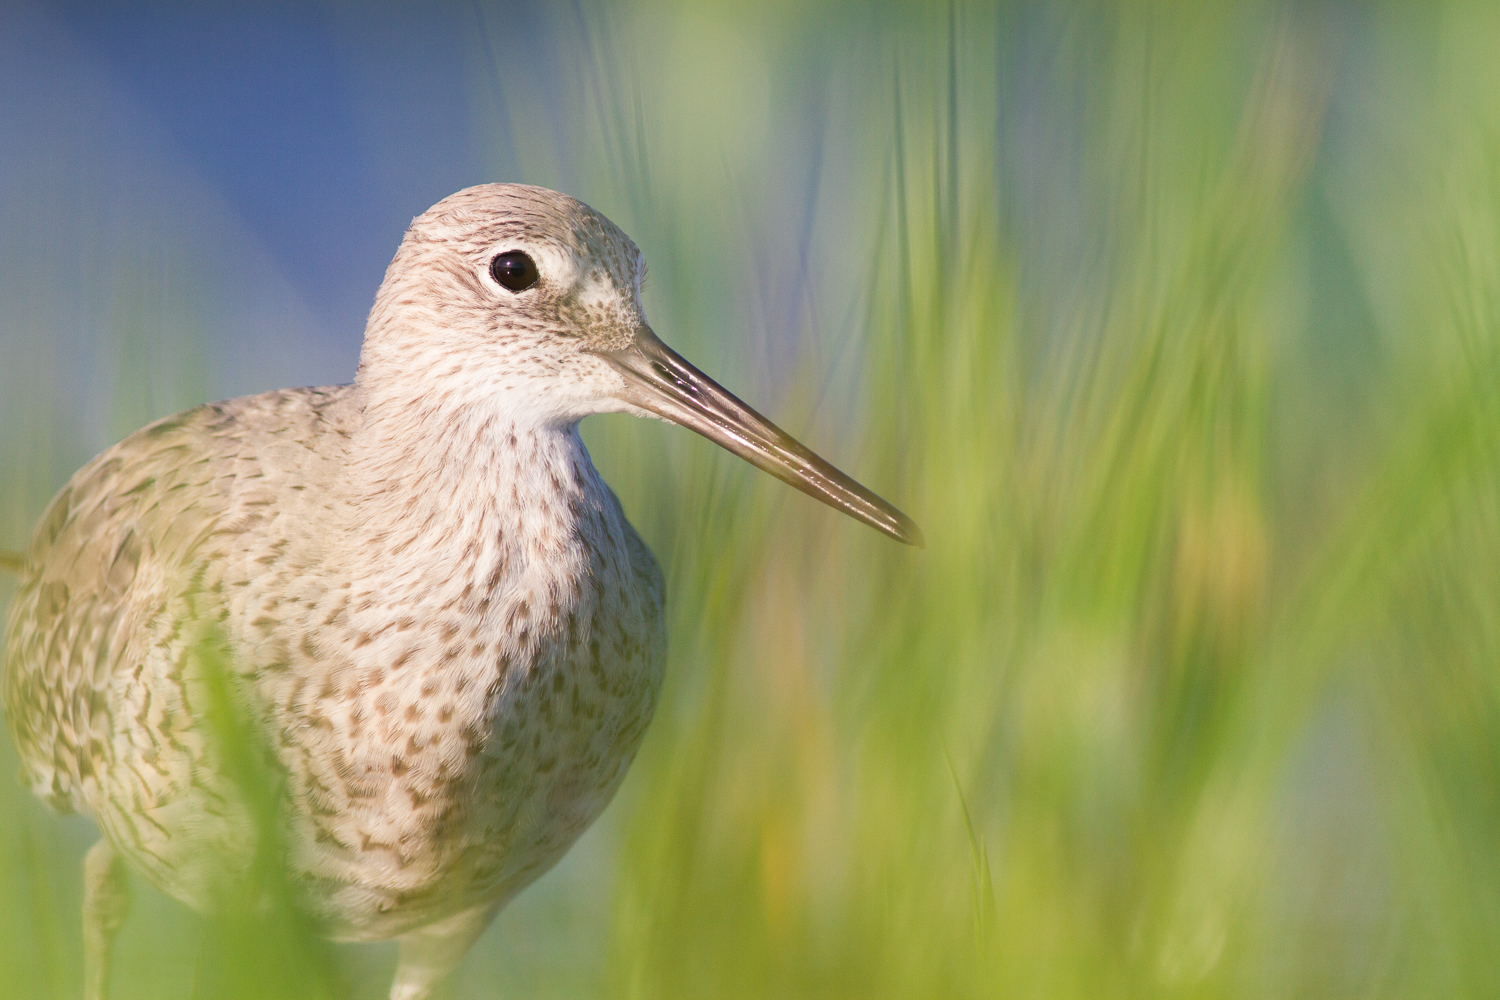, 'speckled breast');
266,464,668,940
